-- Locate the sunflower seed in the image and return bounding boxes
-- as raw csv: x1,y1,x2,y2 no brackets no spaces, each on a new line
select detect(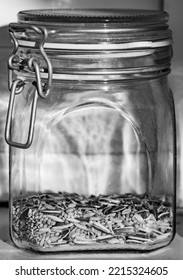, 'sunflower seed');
40,235,46,247
44,203,56,210
73,239,96,245
111,217,124,223
73,236,96,244
107,221,114,233
74,223,88,231
83,212,95,218
157,205,164,213
52,223,73,231
122,208,131,215
158,212,170,219
96,235,114,241
67,218,80,223
68,203,77,208
41,210,62,214
128,235,149,242
112,206,127,213
153,229,164,235
92,222,111,234
135,209,149,215
46,215,64,223
90,216,101,221
134,213,145,224
114,227,136,234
